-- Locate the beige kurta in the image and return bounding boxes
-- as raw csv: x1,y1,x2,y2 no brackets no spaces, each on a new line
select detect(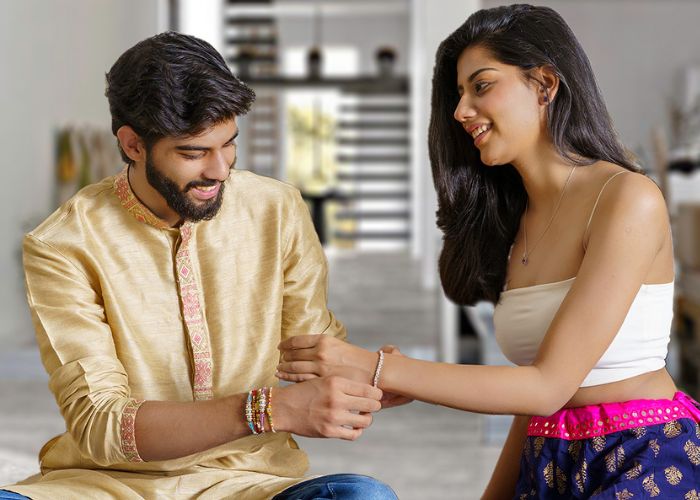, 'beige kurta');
3,167,346,499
